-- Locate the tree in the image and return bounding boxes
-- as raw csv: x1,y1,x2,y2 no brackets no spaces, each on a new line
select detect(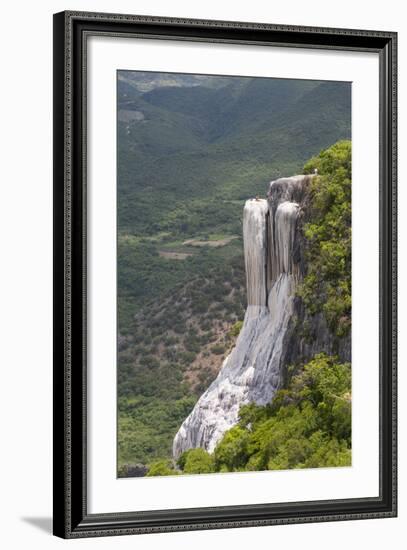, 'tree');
214,426,250,471
146,459,177,477
180,448,215,474
212,353,351,472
